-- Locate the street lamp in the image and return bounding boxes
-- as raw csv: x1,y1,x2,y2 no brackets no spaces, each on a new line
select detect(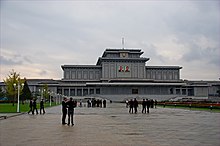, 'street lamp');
13,82,24,113
48,91,51,106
